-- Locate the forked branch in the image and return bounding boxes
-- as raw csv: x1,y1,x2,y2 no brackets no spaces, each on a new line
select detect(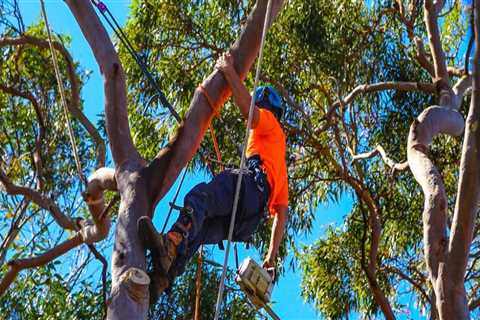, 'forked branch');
351,145,409,174
0,35,106,167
